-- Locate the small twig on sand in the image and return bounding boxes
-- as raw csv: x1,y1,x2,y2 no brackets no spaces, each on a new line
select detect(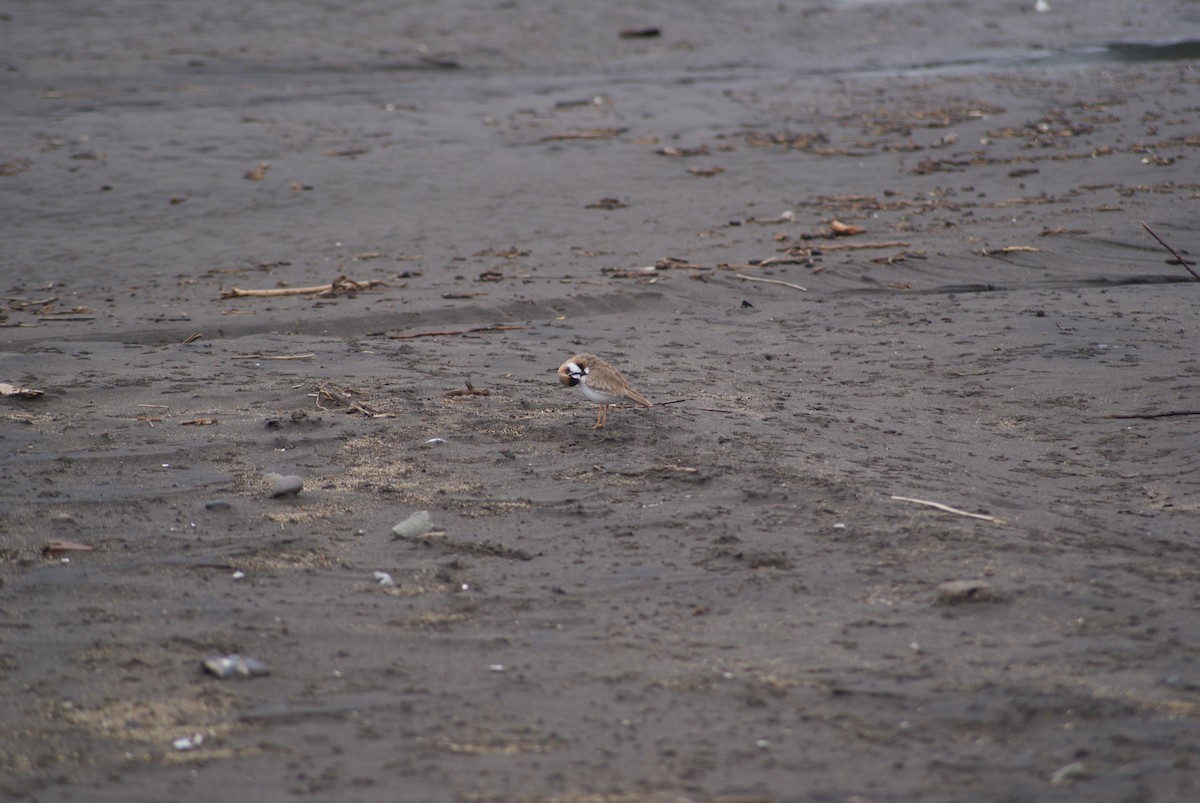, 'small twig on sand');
1140,221,1200,281
789,240,910,253
387,324,524,340
1104,410,1200,420
219,275,386,299
891,495,1004,524
443,377,491,398
978,246,1041,257
735,274,808,292
540,127,626,142
230,353,316,361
